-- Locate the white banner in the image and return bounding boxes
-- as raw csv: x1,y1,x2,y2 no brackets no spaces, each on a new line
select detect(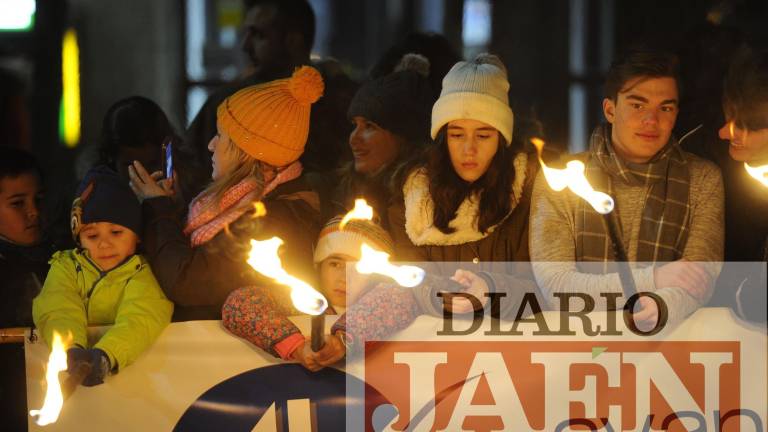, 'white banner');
26,309,767,431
